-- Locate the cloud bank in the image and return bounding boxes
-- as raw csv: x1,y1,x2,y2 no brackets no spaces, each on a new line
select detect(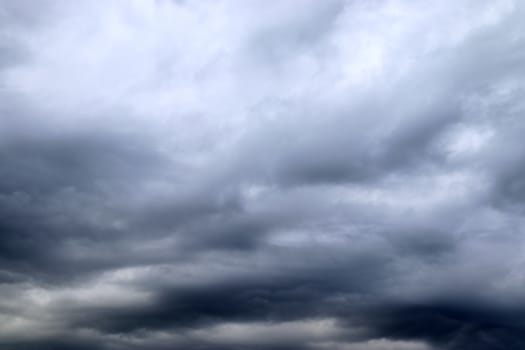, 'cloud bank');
1,1,525,349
